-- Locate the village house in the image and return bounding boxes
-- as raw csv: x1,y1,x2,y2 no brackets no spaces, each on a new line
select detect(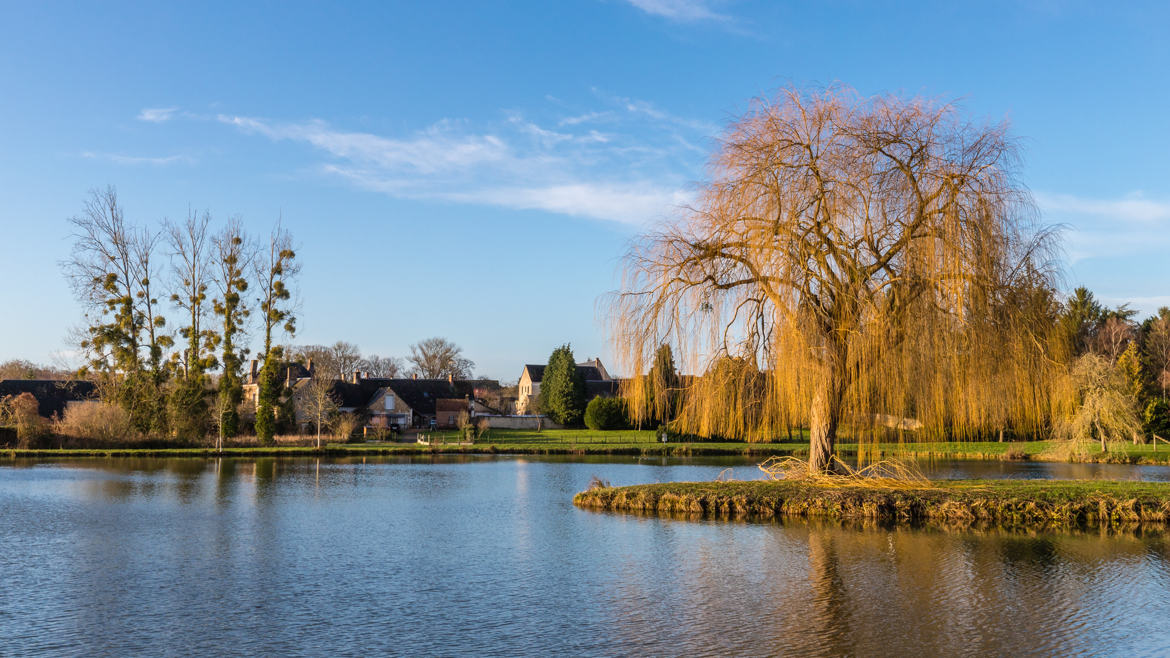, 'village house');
515,357,619,414
242,358,313,408
295,372,503,433
0,379,98,418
